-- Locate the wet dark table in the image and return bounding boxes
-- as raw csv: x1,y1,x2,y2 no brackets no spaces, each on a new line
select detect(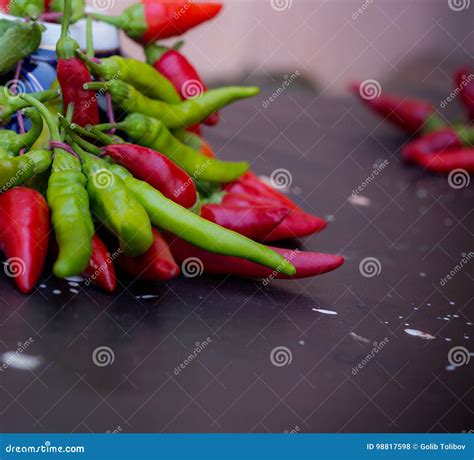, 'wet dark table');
1,90,472,434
